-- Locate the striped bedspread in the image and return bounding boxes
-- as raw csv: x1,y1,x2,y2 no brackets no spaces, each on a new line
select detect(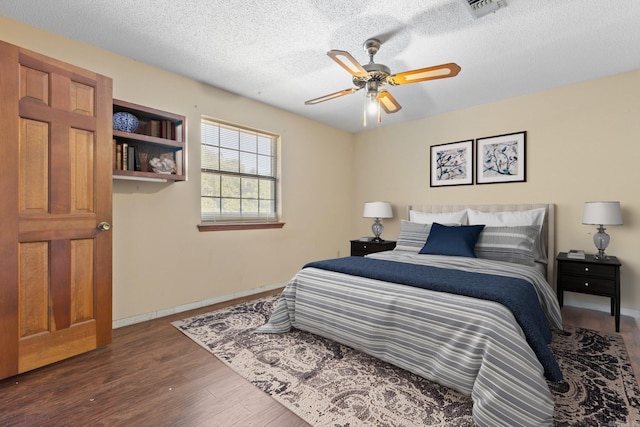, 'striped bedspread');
255,251,562,427
369,251,563,331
